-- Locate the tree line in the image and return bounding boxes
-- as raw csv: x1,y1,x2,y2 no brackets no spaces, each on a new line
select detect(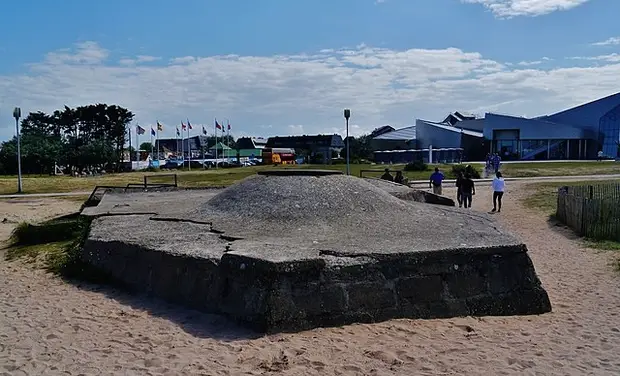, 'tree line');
0,104,134,175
